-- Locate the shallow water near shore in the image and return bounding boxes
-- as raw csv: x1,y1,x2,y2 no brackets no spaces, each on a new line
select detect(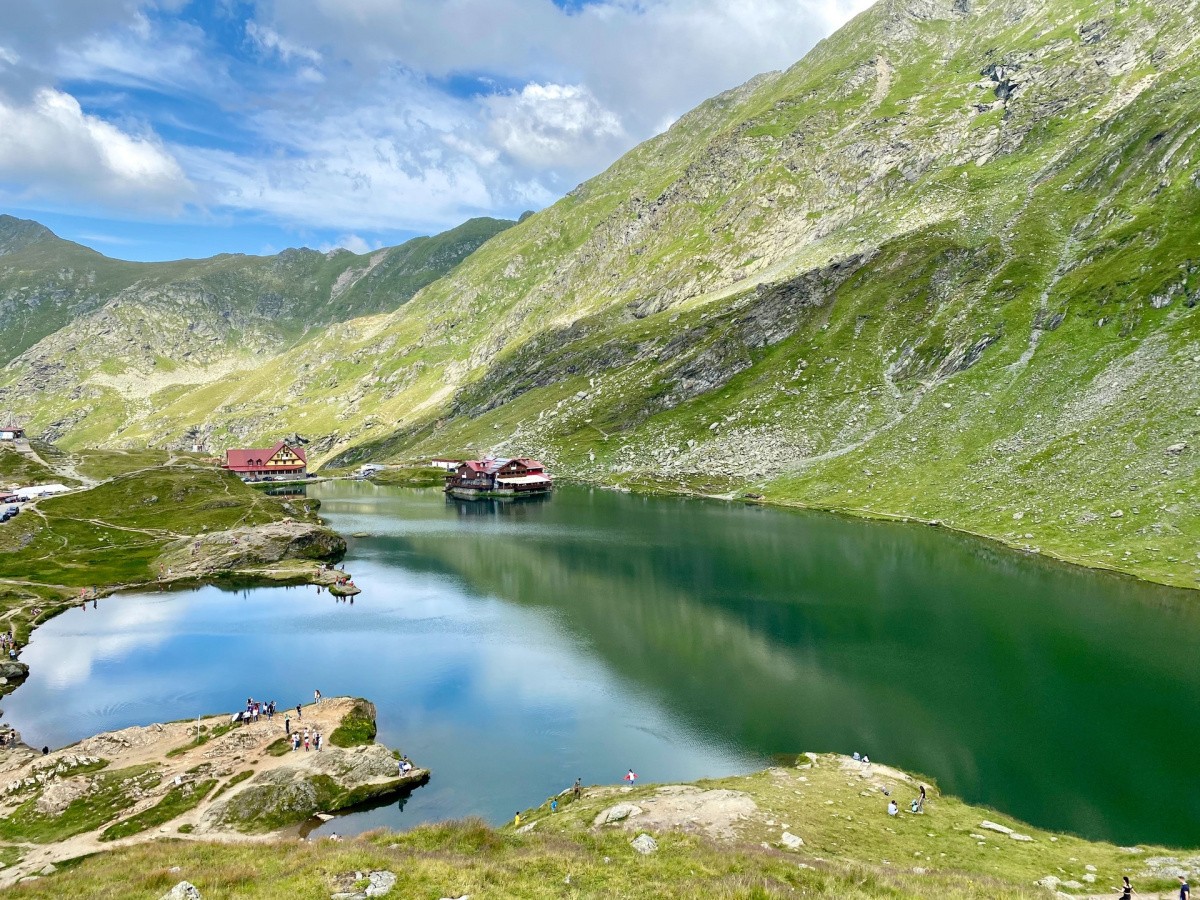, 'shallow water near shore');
6,481,1200,846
